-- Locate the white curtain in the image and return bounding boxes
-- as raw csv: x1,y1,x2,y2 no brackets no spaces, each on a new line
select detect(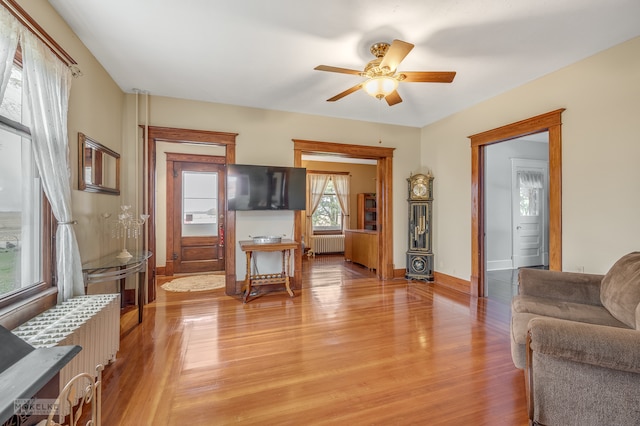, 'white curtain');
332,174,350,230
305,173,329,253
21,29,84,302
0,7,20,100
518,170,544,189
